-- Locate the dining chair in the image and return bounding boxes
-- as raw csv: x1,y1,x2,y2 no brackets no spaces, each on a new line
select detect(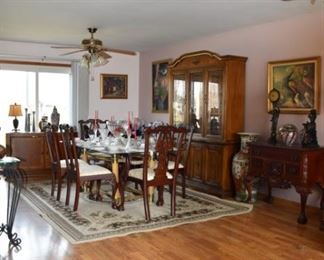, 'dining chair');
59,125,116,211
45,127,61,197
167,126,194,198
78,119,113,169
78,119,106,140
127,125,187,221
45,126,89,201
